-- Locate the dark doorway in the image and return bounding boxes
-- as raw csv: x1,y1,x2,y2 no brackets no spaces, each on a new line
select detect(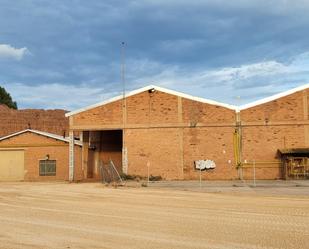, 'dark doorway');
88,130,123,179
100,130,123,173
